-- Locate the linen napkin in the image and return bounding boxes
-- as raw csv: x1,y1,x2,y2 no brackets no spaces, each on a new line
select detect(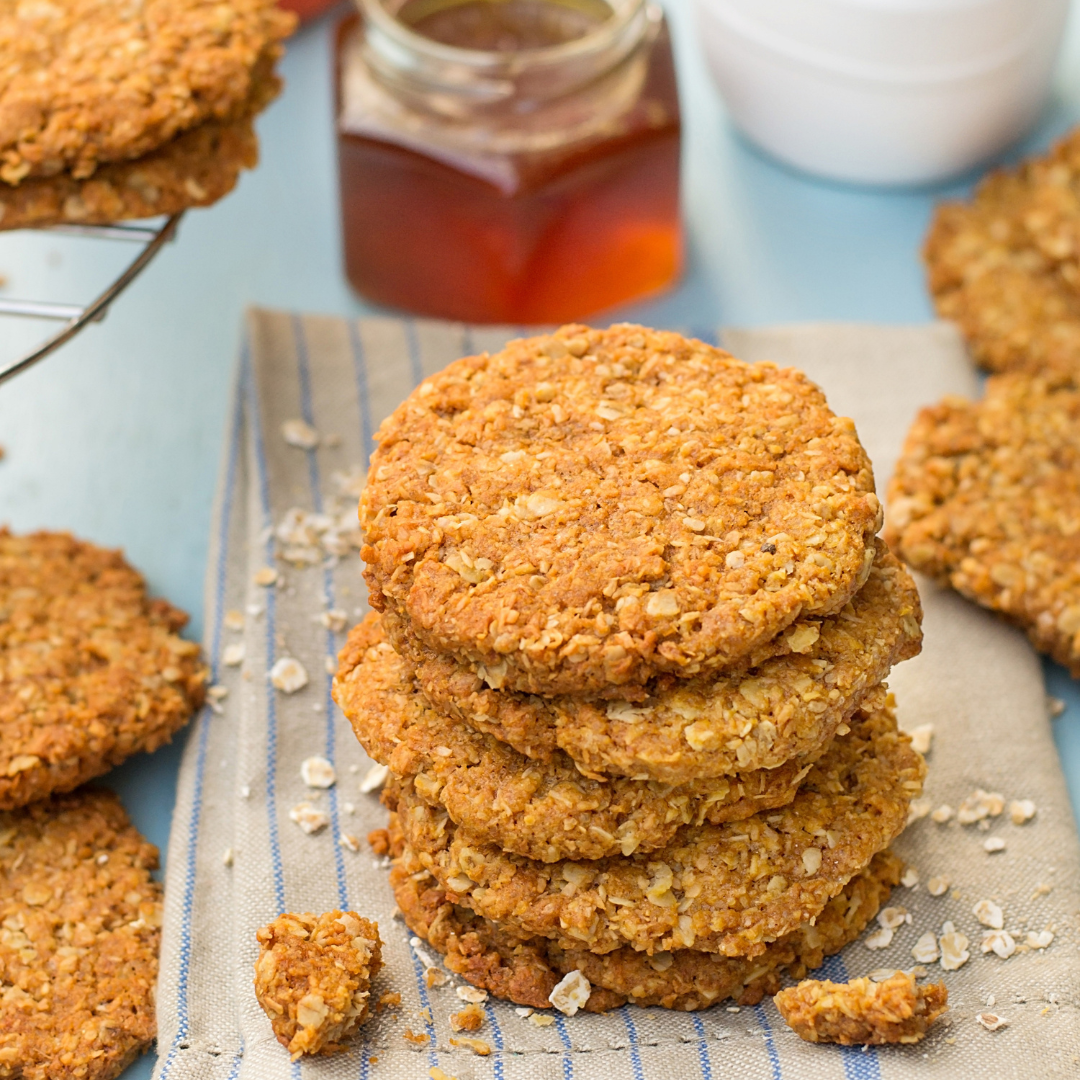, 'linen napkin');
153,313,1080,1080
